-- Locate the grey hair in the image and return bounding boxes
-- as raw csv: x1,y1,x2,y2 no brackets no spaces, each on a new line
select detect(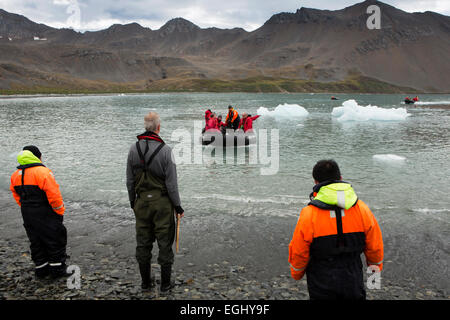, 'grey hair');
144,112,161,132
